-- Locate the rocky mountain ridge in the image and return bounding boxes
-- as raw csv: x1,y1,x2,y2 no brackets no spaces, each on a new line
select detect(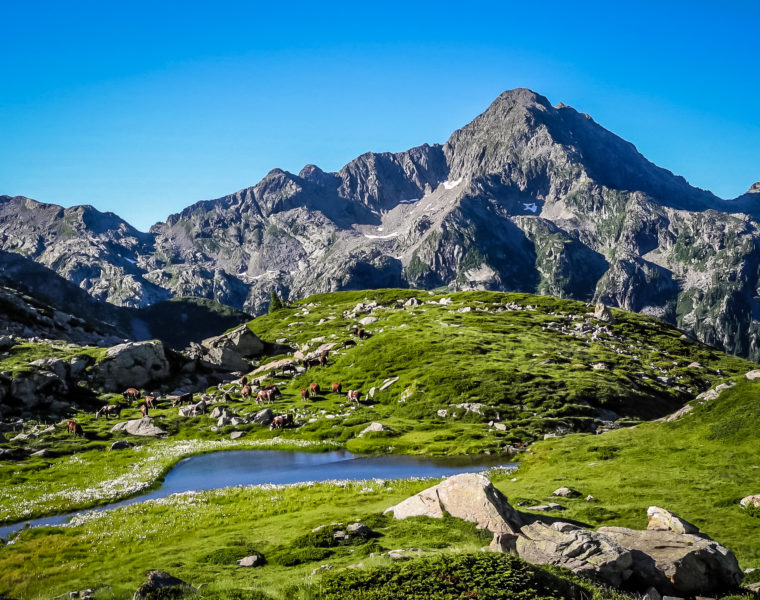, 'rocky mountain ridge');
2,89,760,359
